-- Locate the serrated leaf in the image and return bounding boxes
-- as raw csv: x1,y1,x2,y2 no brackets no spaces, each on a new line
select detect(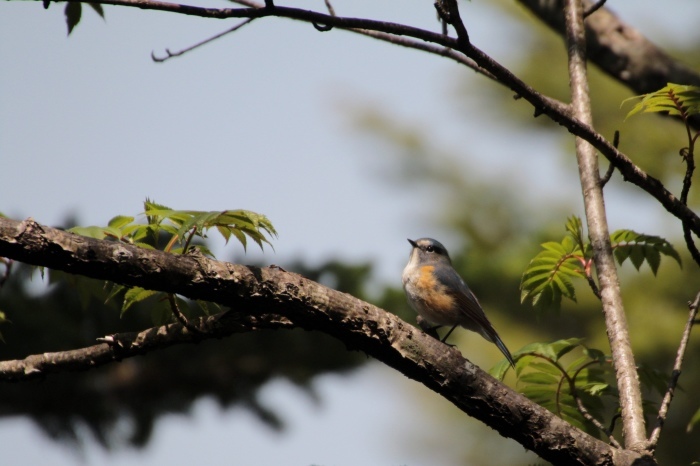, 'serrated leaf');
611,229,681,274
550,337,585,359
520,385,557,404
578,382,609,396
514,354,536,377
565,355,590,373
514,342,558,361
519,371,560,385
638,364,671,396
521,219,588,312
565,216,586,251
624,83,700,119
583,347,607,363
528,362,564,377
